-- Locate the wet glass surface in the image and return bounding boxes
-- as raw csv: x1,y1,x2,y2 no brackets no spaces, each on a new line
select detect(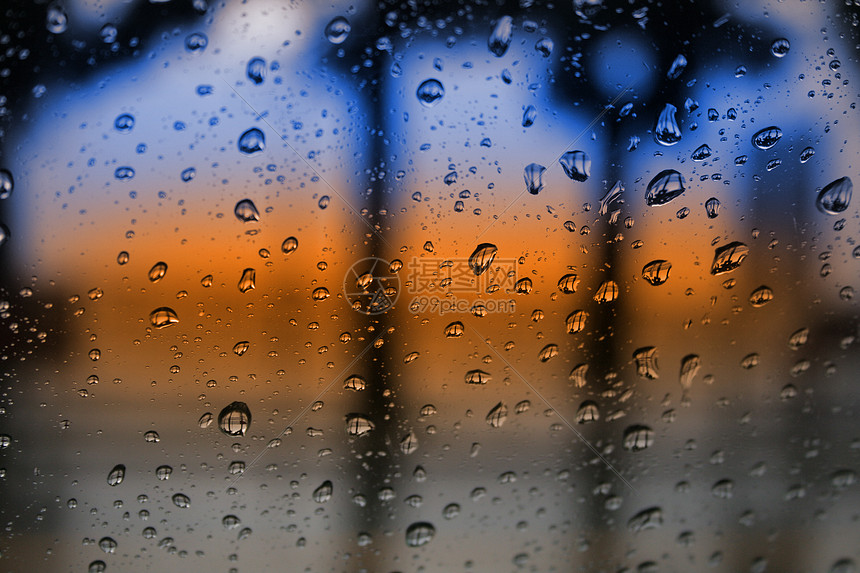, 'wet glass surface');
0,1,858,571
